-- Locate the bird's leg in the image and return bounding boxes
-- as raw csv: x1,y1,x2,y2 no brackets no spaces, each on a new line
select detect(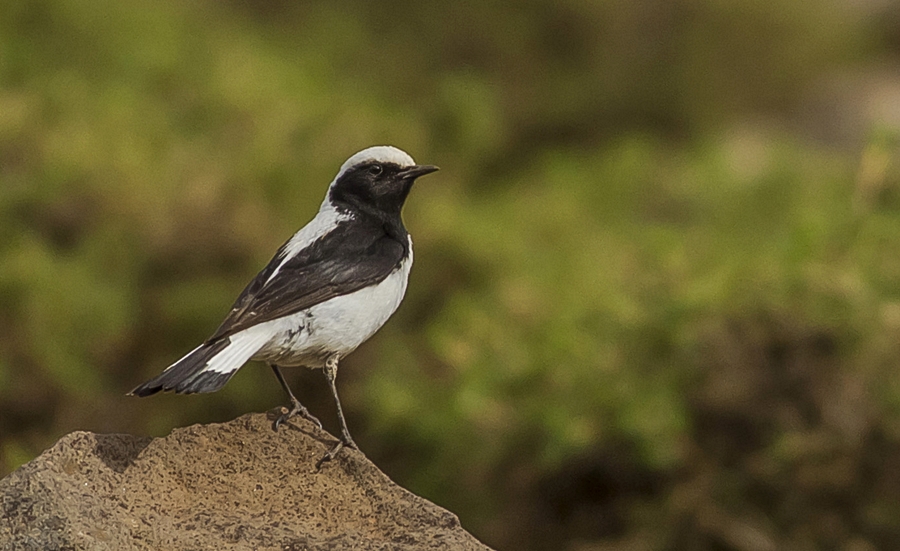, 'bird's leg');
316,354,356,468
270,364,322,431
324,354,355,446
